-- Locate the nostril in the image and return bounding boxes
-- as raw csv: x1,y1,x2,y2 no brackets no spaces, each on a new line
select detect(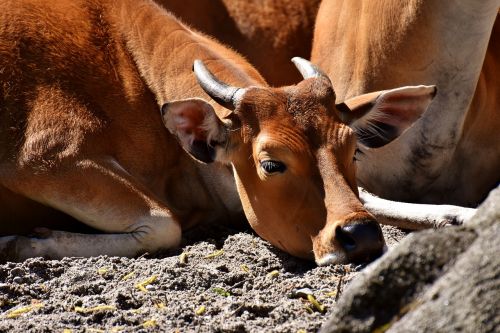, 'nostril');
335,220,384,262
160,103,169,116
342,221,383,244
335,225,357,251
